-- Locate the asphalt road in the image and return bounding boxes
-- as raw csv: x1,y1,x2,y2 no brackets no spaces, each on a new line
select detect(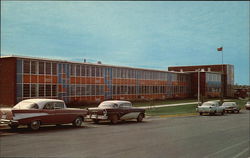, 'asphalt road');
0,111,249,158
